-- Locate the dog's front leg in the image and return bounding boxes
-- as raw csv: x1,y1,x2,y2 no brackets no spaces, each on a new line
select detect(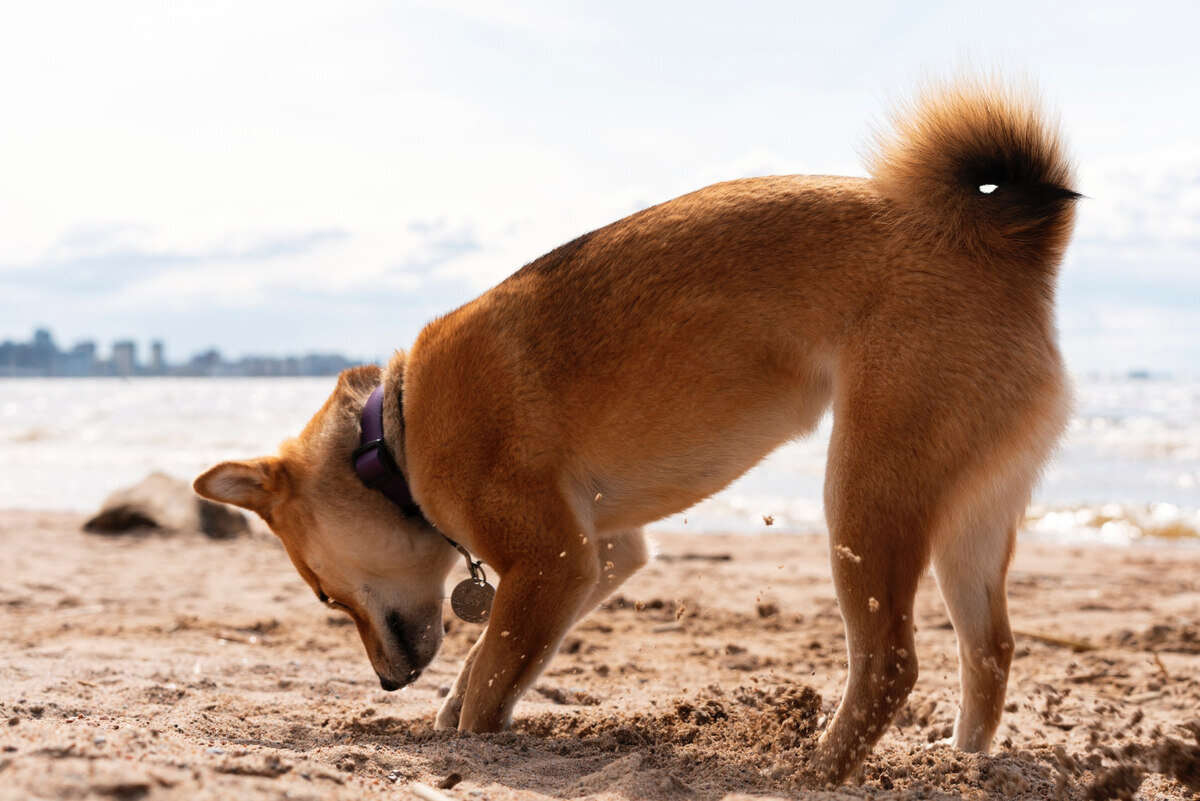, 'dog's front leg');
456,549,600,732
435,634,486,730
437,529,648,729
